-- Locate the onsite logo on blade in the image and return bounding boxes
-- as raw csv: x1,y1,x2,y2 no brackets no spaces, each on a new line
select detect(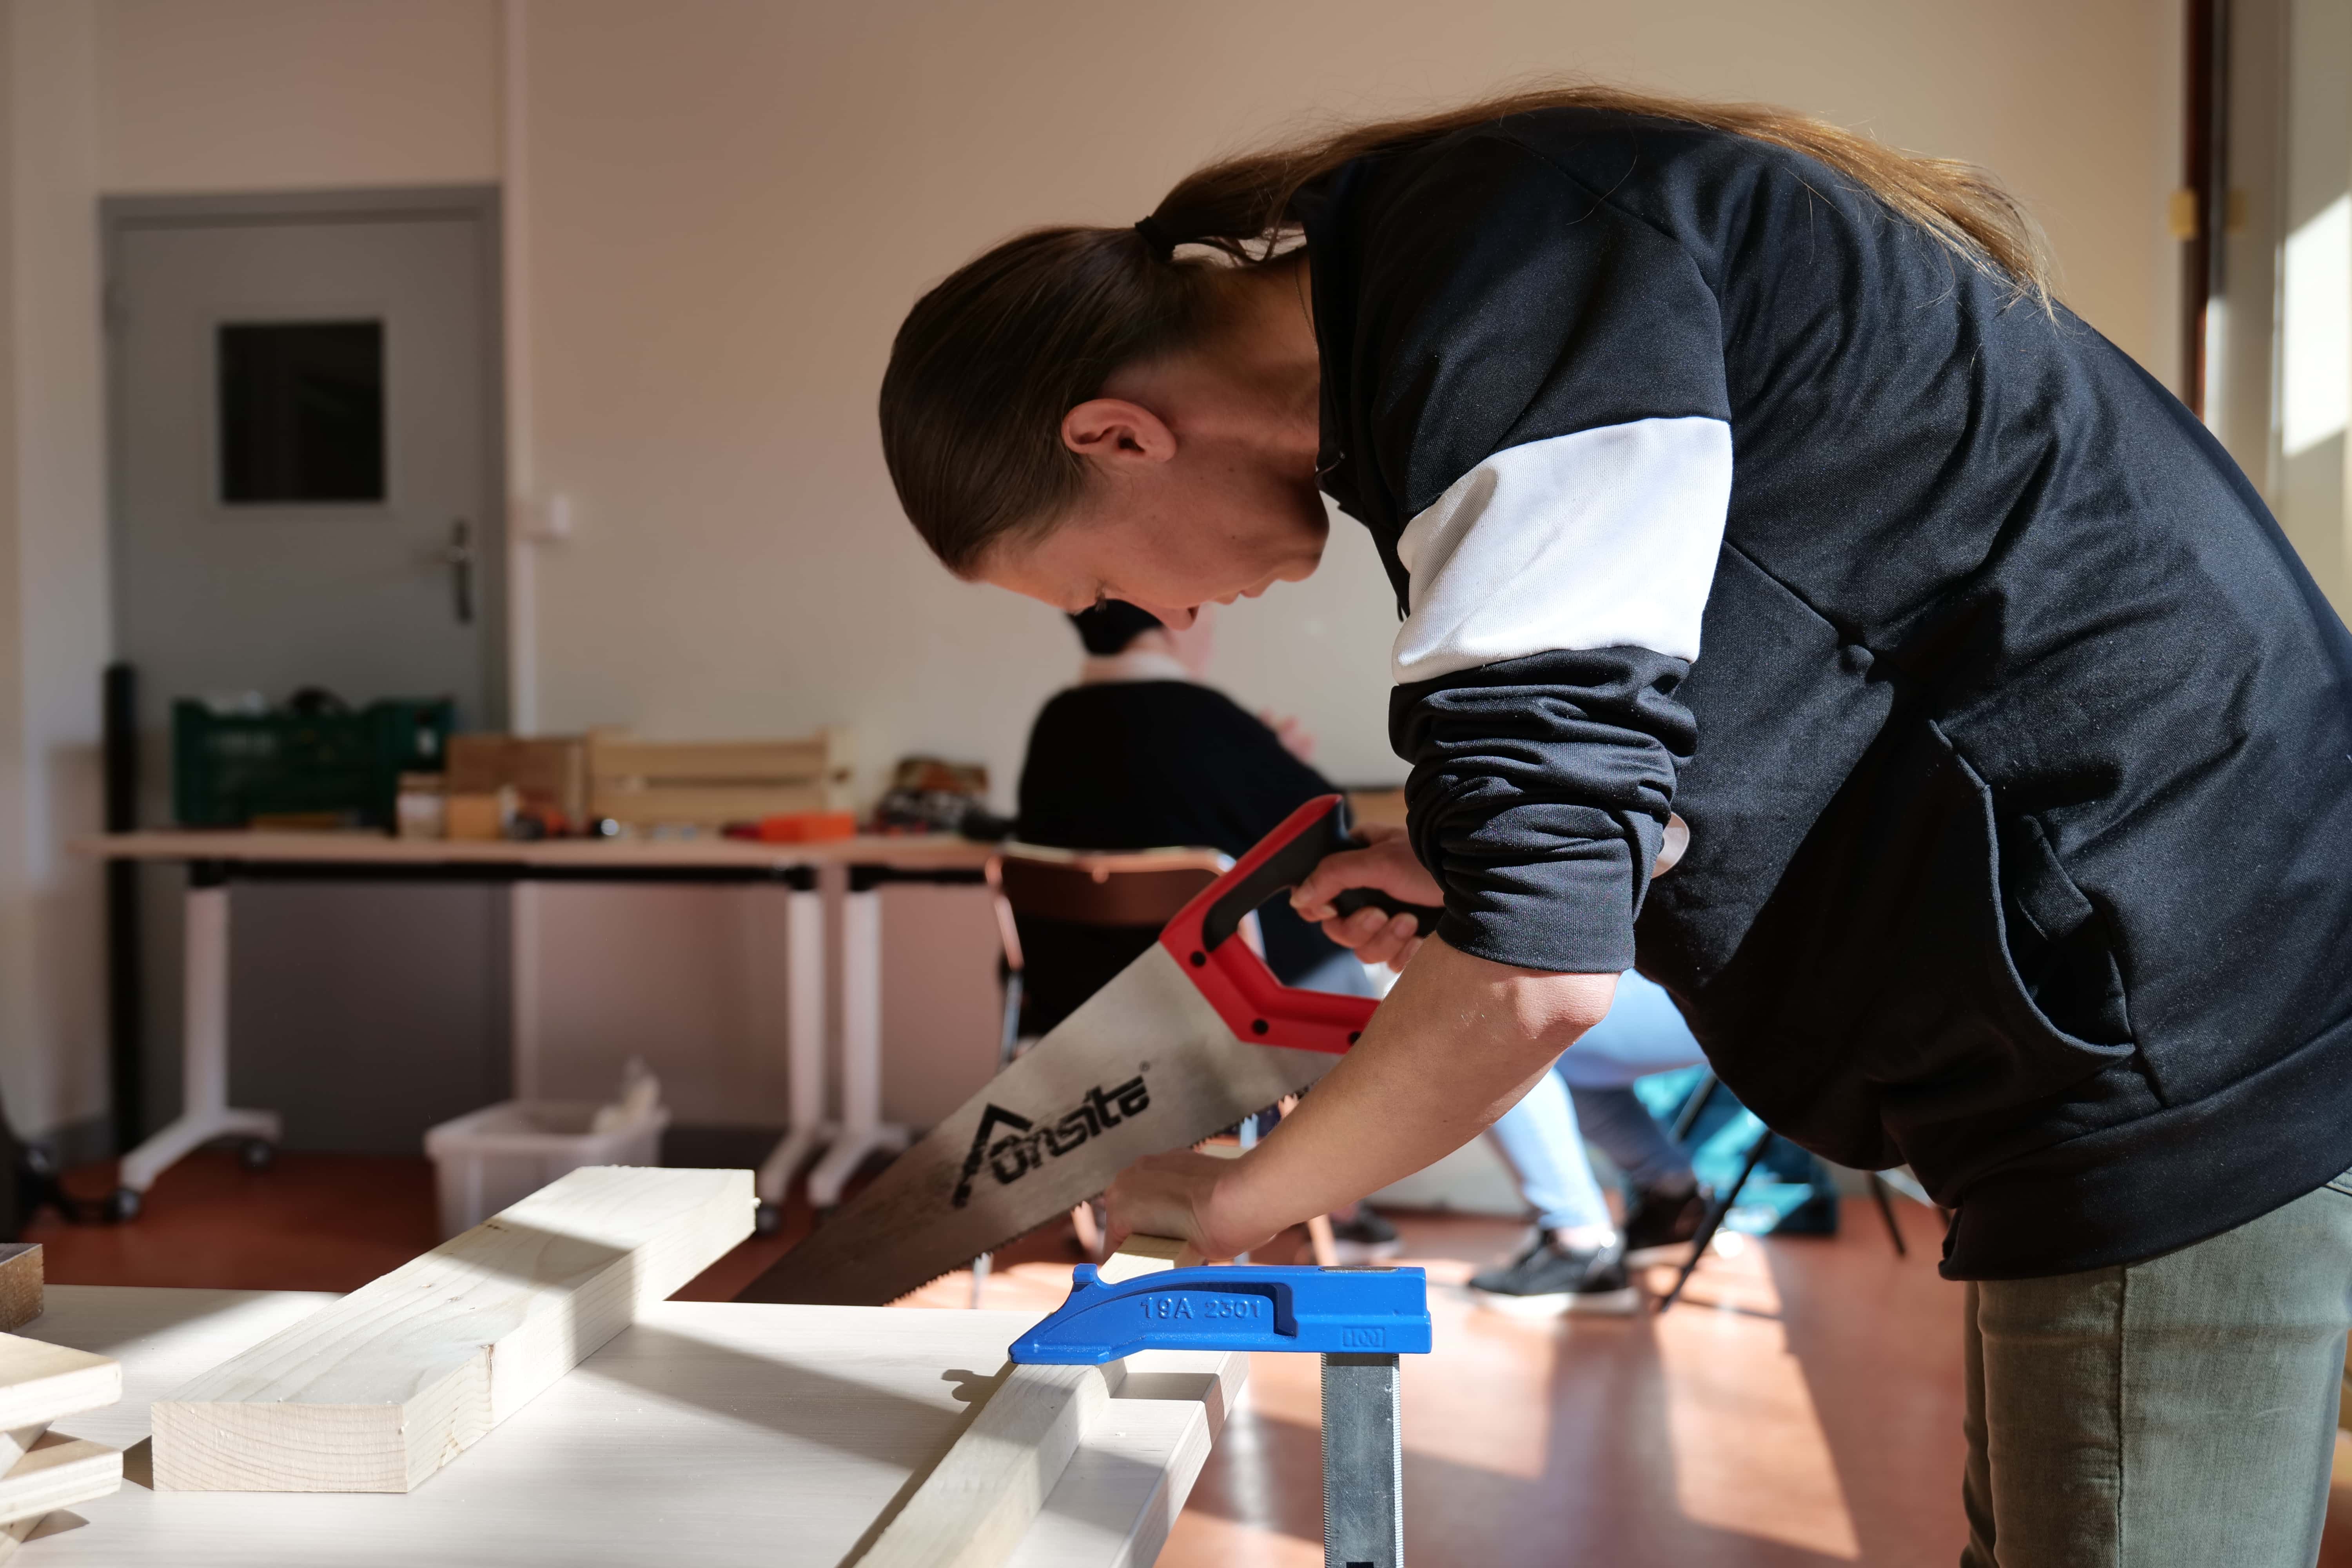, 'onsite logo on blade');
952,1075,1152,1208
